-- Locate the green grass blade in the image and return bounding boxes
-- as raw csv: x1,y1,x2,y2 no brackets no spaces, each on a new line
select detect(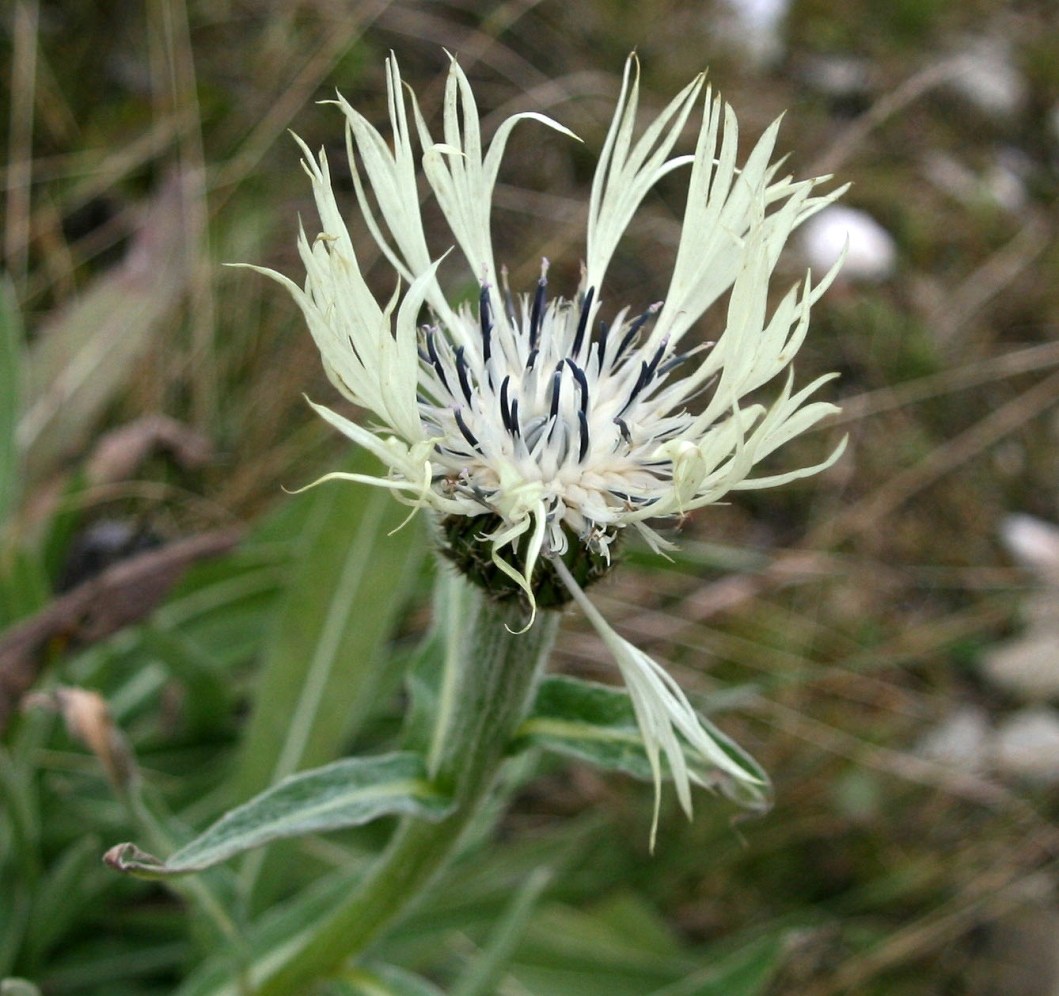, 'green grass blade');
231,464,425,801
449,867,552,996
